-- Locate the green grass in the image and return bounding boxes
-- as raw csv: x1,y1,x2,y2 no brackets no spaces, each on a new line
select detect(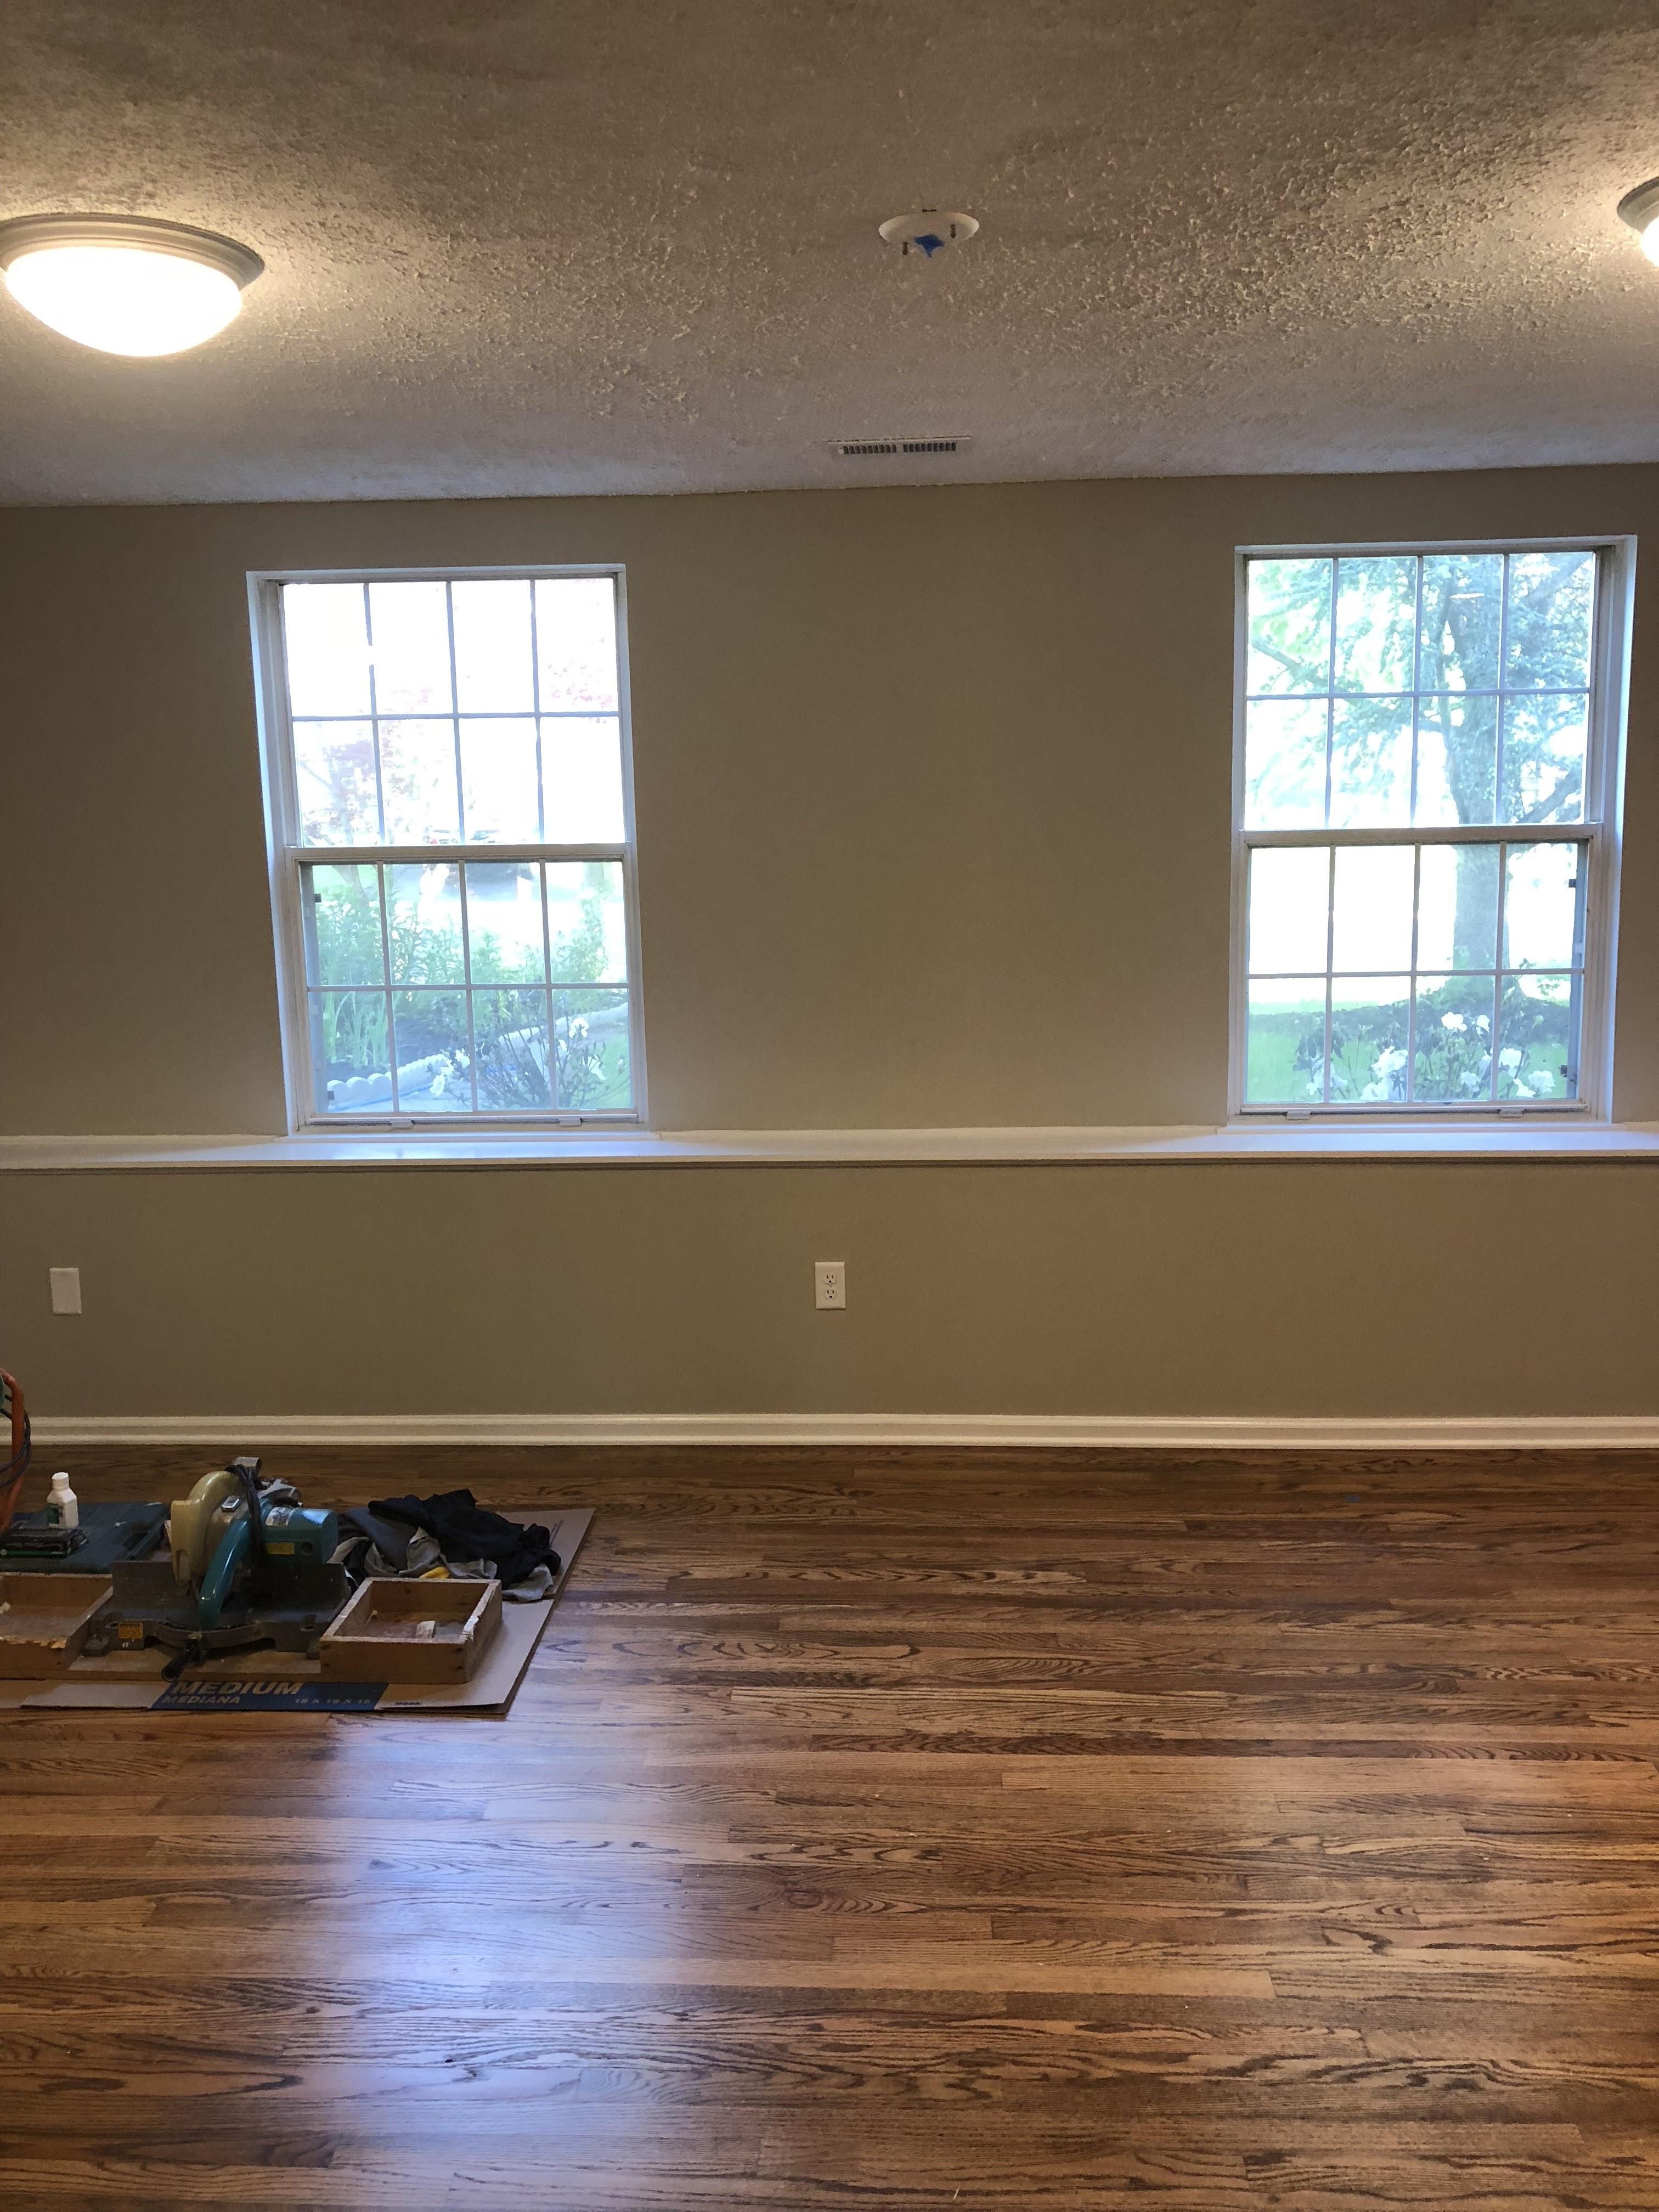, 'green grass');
1245,1002,1324,1104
